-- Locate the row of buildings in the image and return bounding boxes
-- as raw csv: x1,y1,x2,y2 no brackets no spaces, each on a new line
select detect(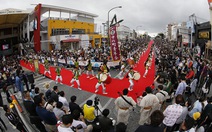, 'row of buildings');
165,18,212,60
0,4,138,56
